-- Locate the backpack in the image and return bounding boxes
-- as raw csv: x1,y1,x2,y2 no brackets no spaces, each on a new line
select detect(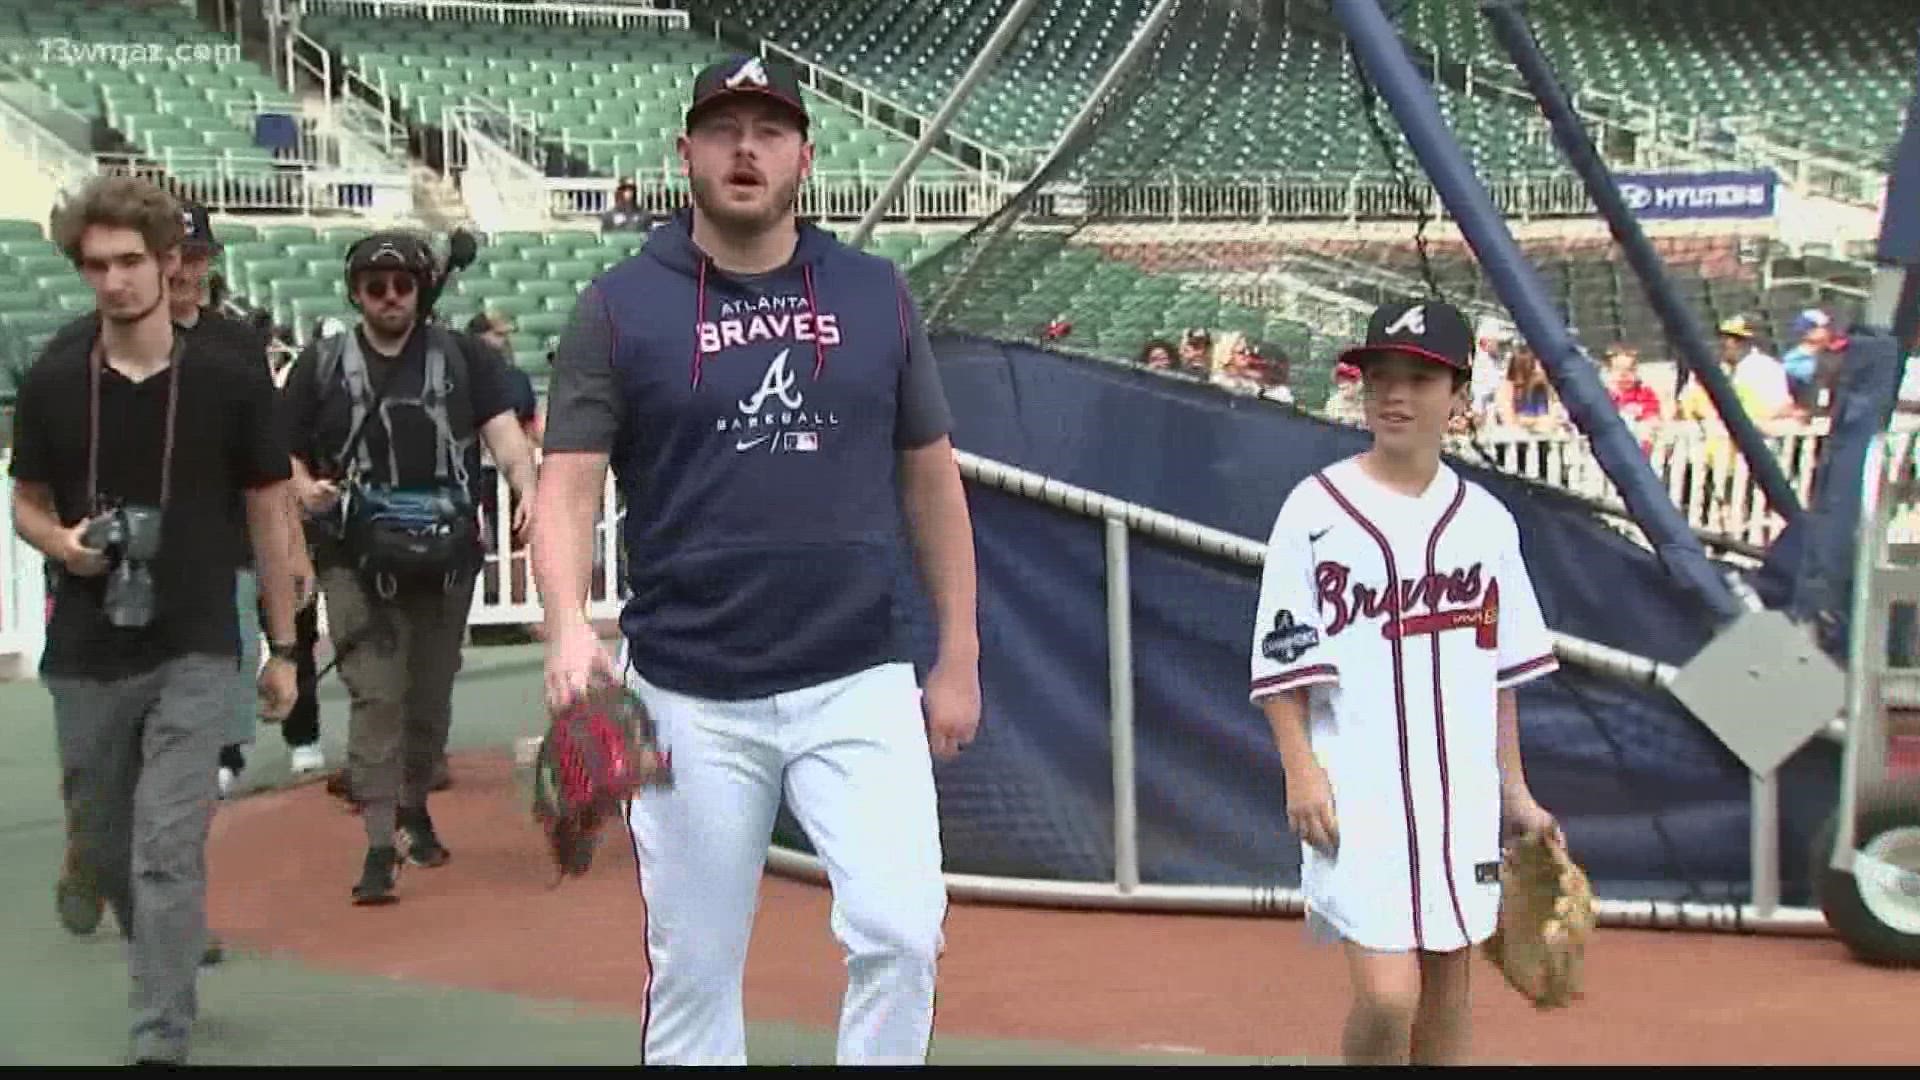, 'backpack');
313,326,482,599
